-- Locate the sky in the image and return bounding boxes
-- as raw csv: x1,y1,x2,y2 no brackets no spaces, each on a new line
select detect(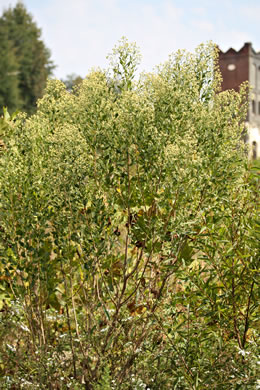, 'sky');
0,0,259,80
